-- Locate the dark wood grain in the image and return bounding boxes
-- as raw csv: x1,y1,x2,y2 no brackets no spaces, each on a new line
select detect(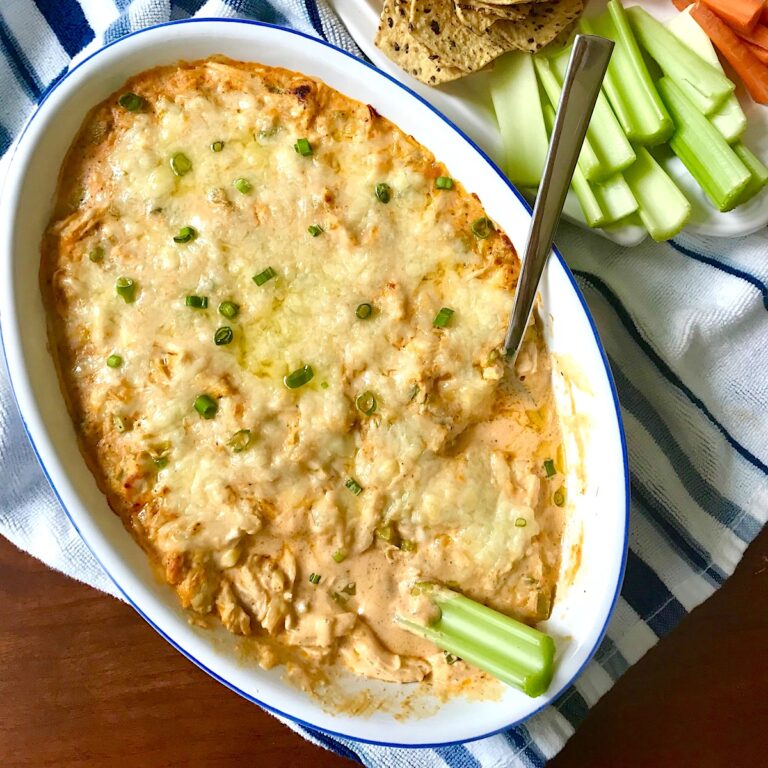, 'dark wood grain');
0,528,766,767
